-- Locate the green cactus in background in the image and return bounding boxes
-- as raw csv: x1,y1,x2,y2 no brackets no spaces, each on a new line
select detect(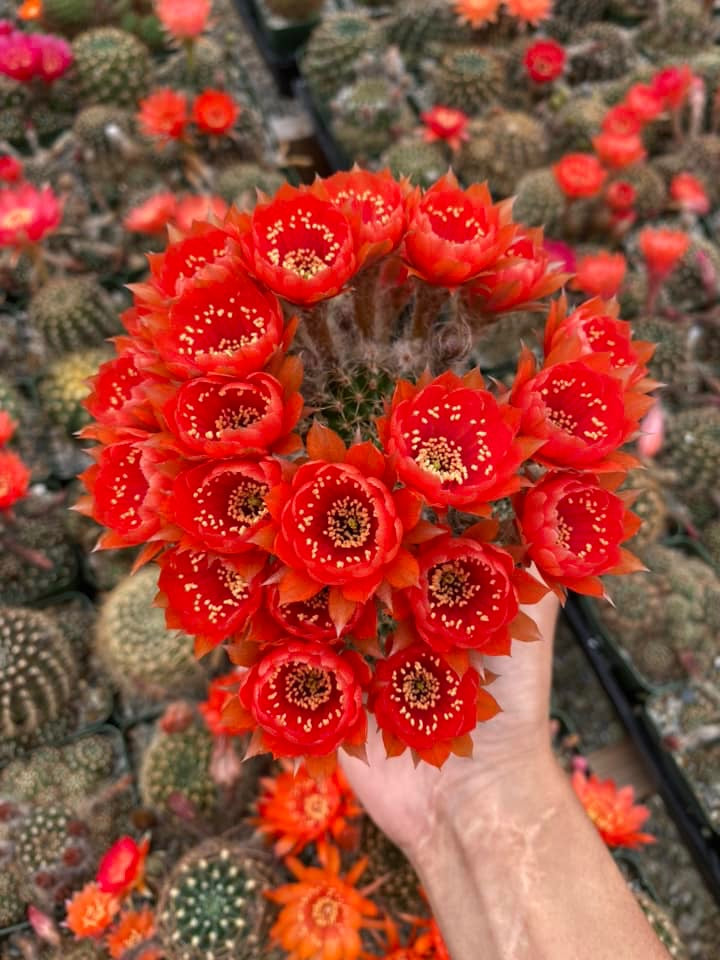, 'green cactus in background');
302,14,381,105
458,111,546,198
663,236,720,313
549,93,607,156
620,470,668,551
512,168,565,234
637,0,714,58
0,735,116,808
385,0,473,69
567,23,635,83
96,567,204,703
428,47,506,115
139,720,219,818
620,164,666,219
309,357,398,446
158,841,276,960
14,805,84,879
0,869,25,927
38,347,111,436
381,137,447,188
0,76,29,142
73,104,135,151
216,163,284,207
42,0,96,34
0,504,79,606
331,76,414,164
0,607,78,753
29,276,119,354
653,135,720,205
659,408,720,527
360,818,426,918
630,318,694,391
551,0,608,25
72,28,151,106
